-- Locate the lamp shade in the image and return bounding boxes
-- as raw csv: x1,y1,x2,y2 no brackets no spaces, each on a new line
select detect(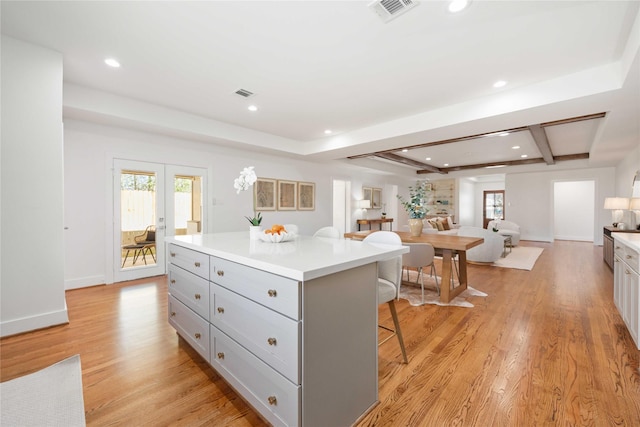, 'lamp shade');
630,198,640,210
604,197,630,210
357,199,371,209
